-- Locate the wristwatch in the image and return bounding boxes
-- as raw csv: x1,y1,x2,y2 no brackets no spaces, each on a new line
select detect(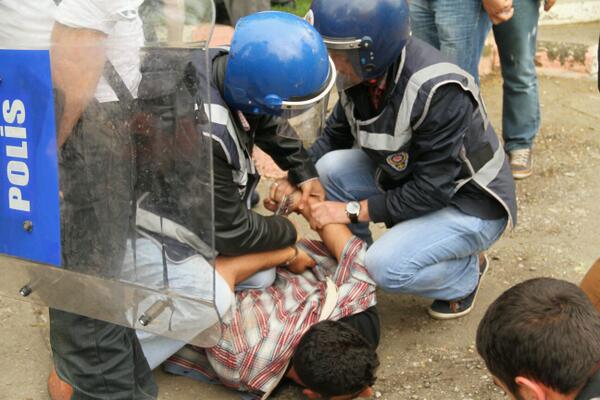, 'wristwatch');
346,201,361,224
